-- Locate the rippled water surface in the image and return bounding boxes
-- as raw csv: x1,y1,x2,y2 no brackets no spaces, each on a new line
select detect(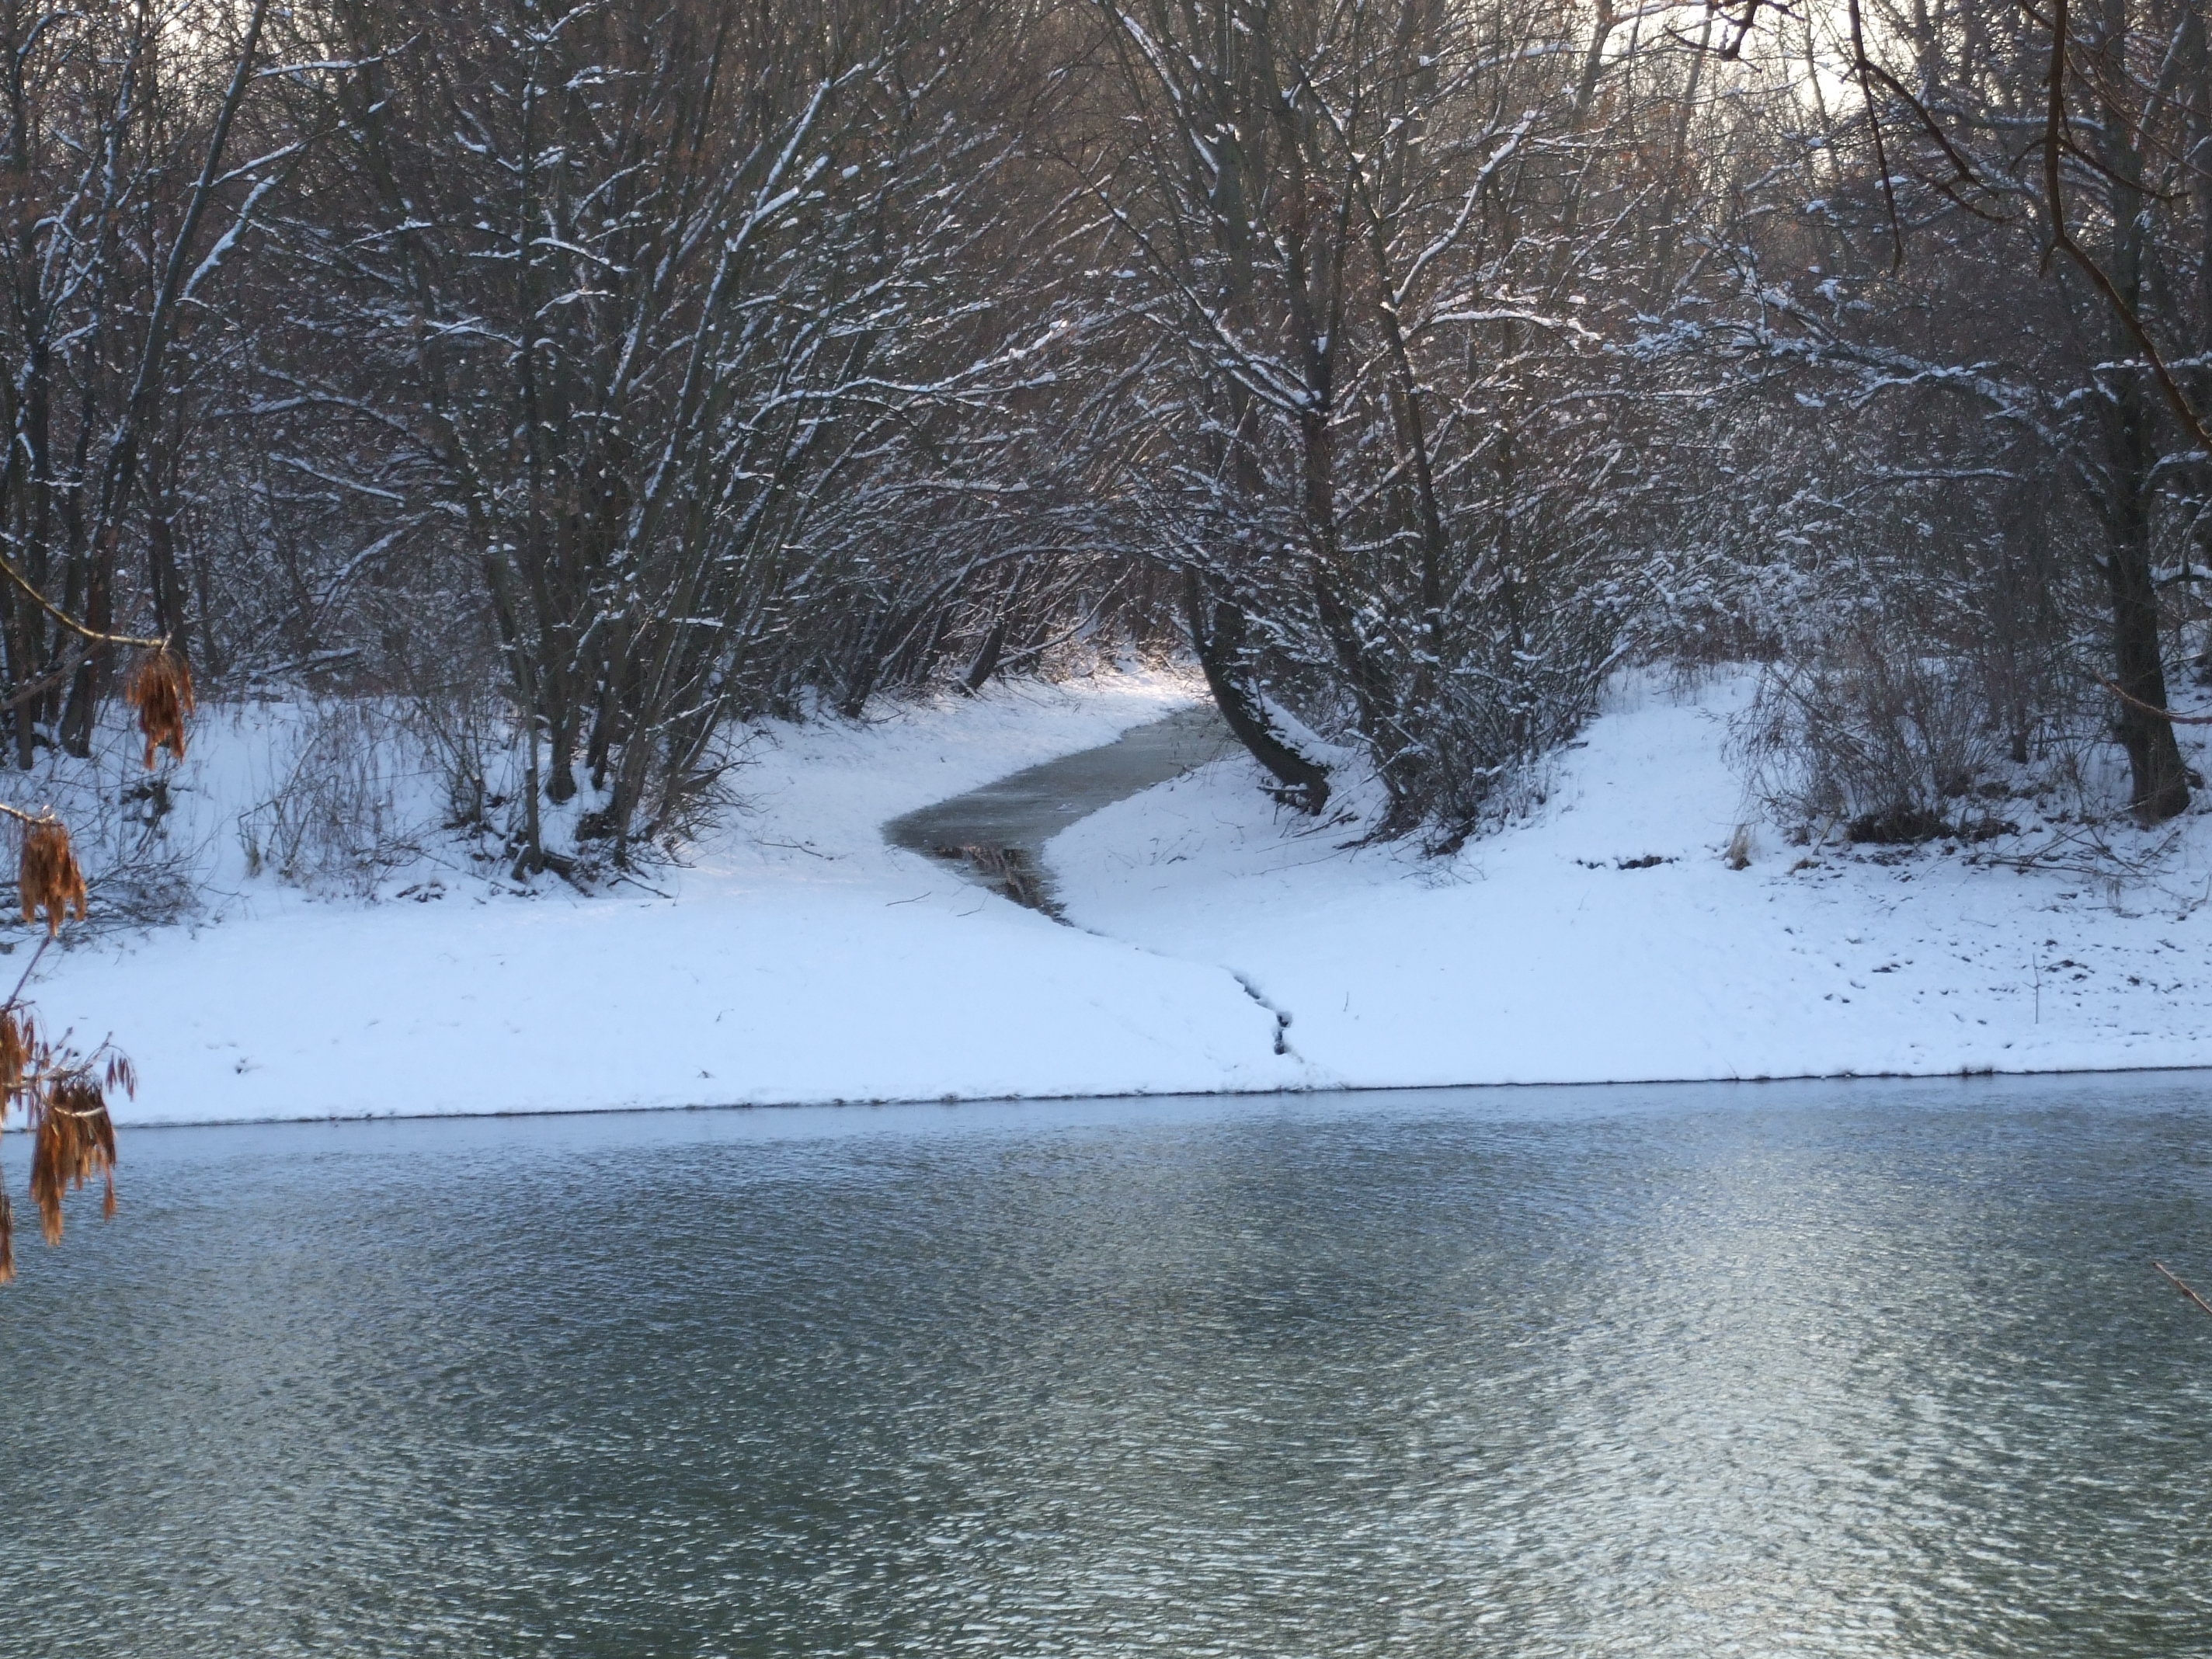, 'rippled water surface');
7,1077,2212,1657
